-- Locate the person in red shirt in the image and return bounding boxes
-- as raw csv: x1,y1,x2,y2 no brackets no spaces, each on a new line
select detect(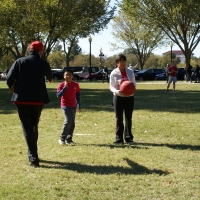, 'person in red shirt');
166,62,178,92
57,69,80,145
